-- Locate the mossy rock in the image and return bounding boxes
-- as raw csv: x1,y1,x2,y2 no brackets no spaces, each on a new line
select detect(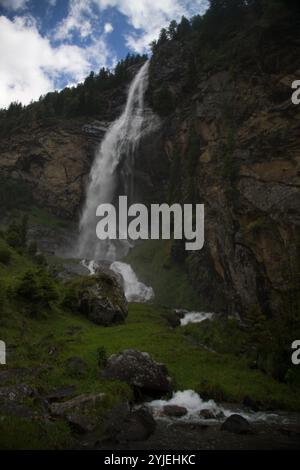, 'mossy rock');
64,270,128,326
